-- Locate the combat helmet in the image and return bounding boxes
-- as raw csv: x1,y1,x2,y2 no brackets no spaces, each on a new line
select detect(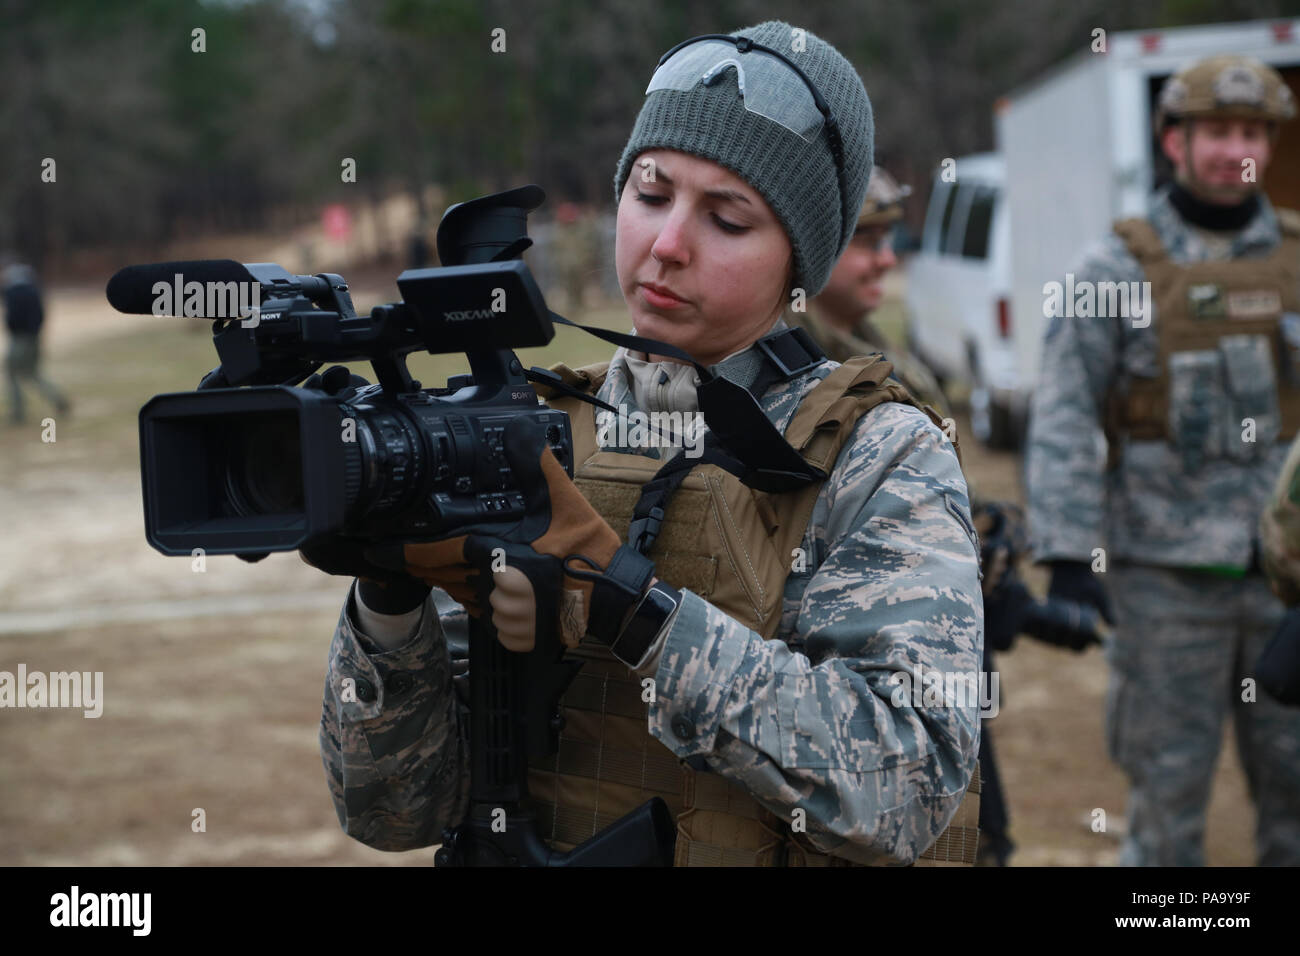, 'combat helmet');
1156,54,1295,133
856,166,911,229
